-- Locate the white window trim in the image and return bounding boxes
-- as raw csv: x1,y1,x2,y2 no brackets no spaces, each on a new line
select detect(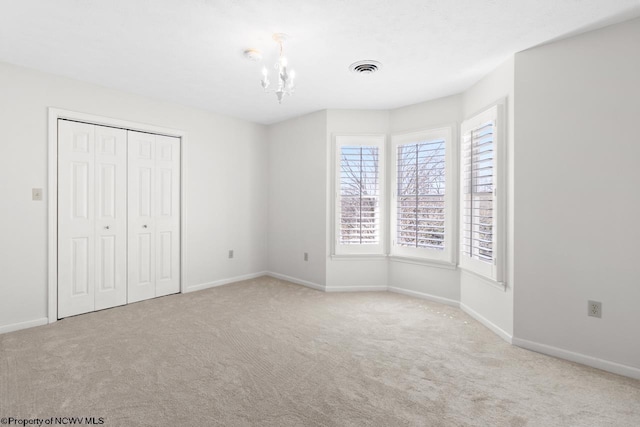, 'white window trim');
329,254,388,261
389,256,458,270
390,126,455,265
459,102,506,285
333,134,386,256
